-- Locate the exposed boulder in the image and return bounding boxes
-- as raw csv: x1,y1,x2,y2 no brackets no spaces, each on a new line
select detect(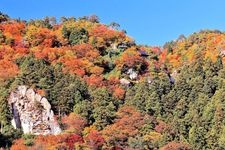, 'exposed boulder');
127,68,138,80
120,78,131,86
8,86,61,135
146,76,153,84
220,49,225,57
169,70,177,84
171,70,178,78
